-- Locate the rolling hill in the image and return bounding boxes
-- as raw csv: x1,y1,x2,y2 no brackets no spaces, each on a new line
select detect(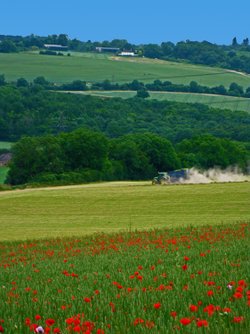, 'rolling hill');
0,51,250,88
